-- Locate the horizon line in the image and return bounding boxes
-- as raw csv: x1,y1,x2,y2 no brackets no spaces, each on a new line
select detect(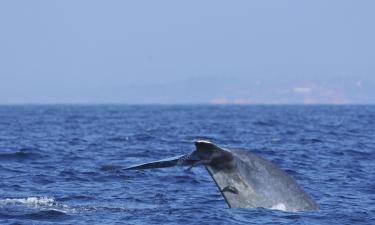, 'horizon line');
0,102,374,106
